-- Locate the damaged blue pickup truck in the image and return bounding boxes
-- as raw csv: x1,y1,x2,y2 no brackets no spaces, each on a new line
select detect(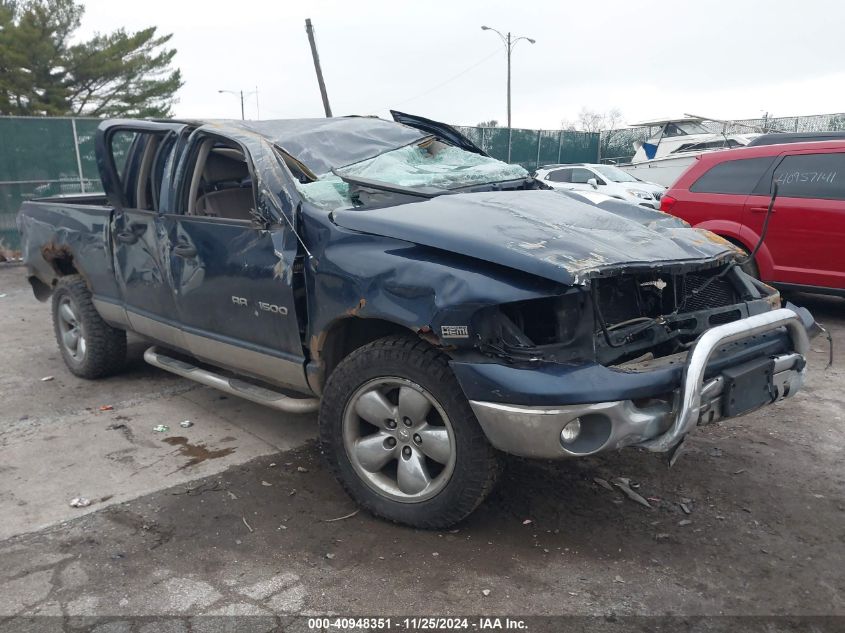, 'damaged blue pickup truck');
17,112,818,527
